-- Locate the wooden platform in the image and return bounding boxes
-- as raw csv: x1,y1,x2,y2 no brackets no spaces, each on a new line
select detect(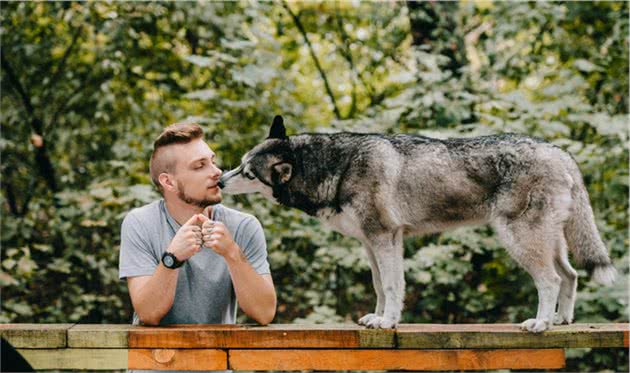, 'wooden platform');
1,323,627,371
